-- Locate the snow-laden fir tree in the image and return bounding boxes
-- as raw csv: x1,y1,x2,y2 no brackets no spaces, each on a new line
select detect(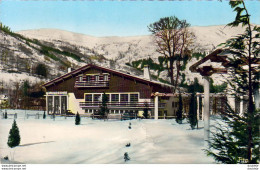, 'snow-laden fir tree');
75,112,81,125
176,93,183,124
7,120,21,148
206,1,259,164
